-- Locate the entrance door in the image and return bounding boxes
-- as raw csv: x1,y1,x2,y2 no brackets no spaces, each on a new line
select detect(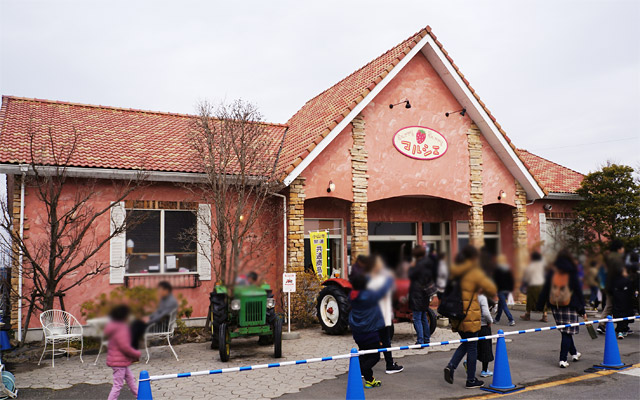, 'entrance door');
368,222,417,270
369,241,413,269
